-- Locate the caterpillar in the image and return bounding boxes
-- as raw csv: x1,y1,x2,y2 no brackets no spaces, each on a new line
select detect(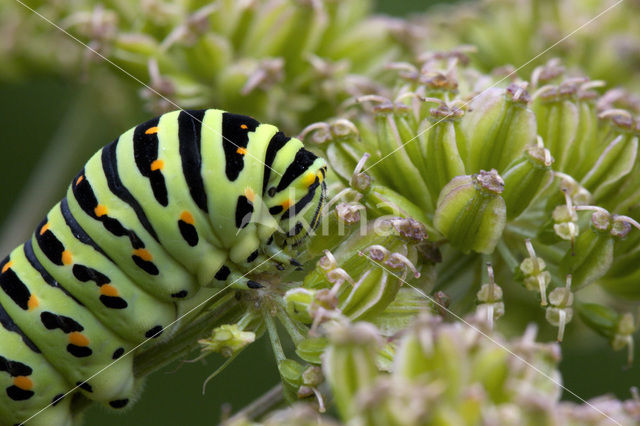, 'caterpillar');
0,109,327,426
